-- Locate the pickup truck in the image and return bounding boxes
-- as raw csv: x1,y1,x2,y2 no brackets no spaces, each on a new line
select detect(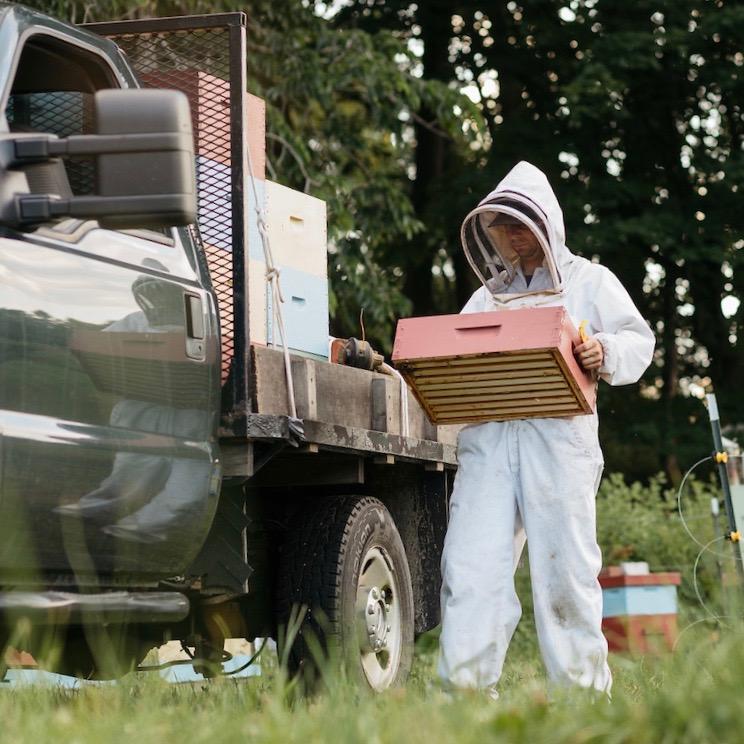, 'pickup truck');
0,5,456,690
